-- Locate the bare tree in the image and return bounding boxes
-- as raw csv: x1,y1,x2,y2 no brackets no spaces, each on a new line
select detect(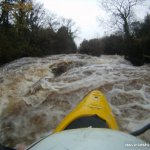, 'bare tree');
28,2,45,30
46,12,60,32
99,0,144,39
59,17,79,39
0,0,14,26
